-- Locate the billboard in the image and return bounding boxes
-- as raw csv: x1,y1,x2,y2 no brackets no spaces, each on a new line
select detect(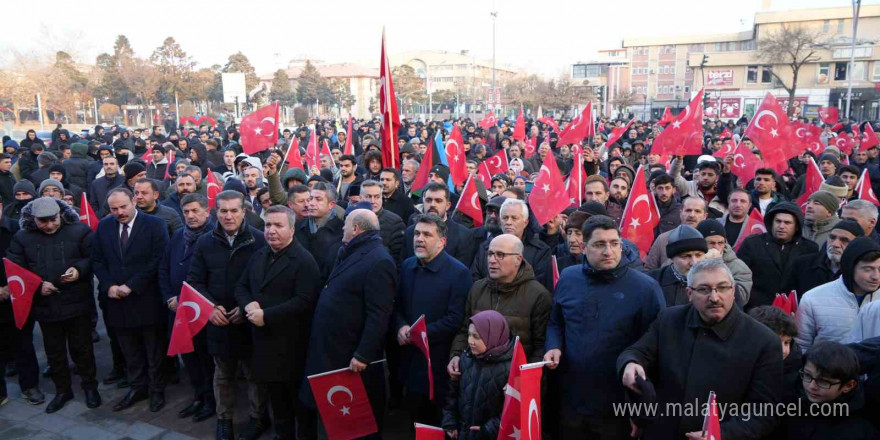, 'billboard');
706,69,734,86
222,73,247,104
